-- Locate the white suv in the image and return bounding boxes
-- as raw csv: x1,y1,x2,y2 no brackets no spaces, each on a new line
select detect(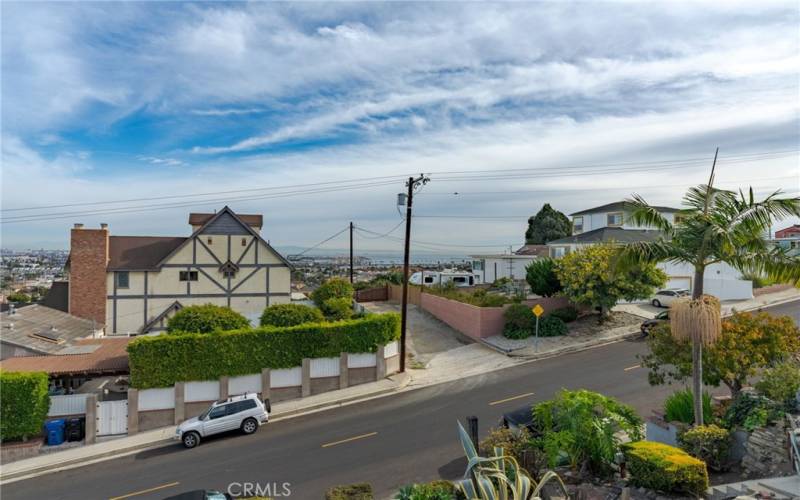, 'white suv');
175,393,270,448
